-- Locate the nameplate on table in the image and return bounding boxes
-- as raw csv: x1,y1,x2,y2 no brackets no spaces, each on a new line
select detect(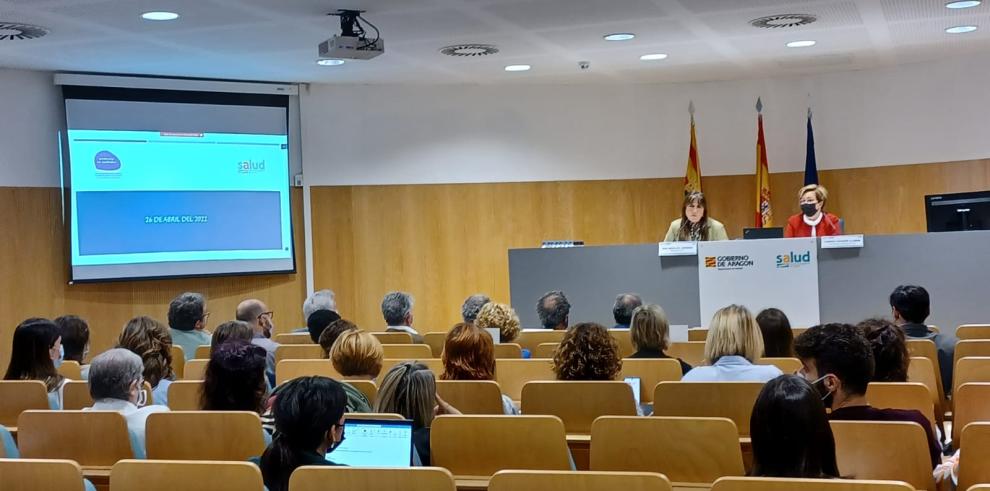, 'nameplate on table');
659,242,698,256
821,235,865,249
